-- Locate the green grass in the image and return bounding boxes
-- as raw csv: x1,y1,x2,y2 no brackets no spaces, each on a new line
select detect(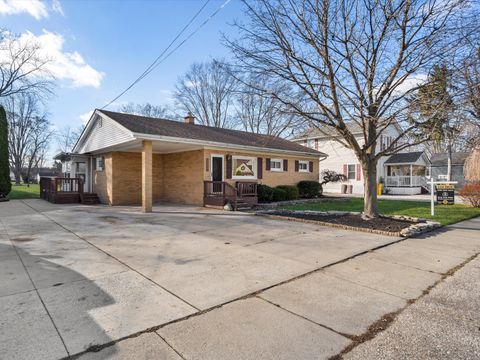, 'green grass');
8,183,40,200
280,198,480,226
